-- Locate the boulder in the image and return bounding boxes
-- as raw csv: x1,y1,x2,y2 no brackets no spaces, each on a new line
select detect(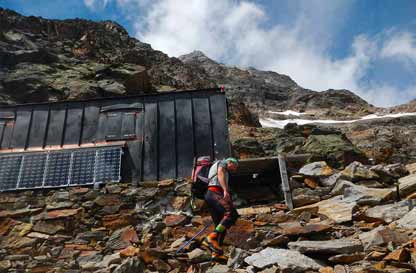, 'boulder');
370,163,408,183
300,134,367,168
244,247,322,271
343,184,395,206
321,172,342,187
341,161,379,182
232,138,265,159
364,201,412,223
331,179,395,205
288,238,363,254
299,161,334,177
292,188,321,207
